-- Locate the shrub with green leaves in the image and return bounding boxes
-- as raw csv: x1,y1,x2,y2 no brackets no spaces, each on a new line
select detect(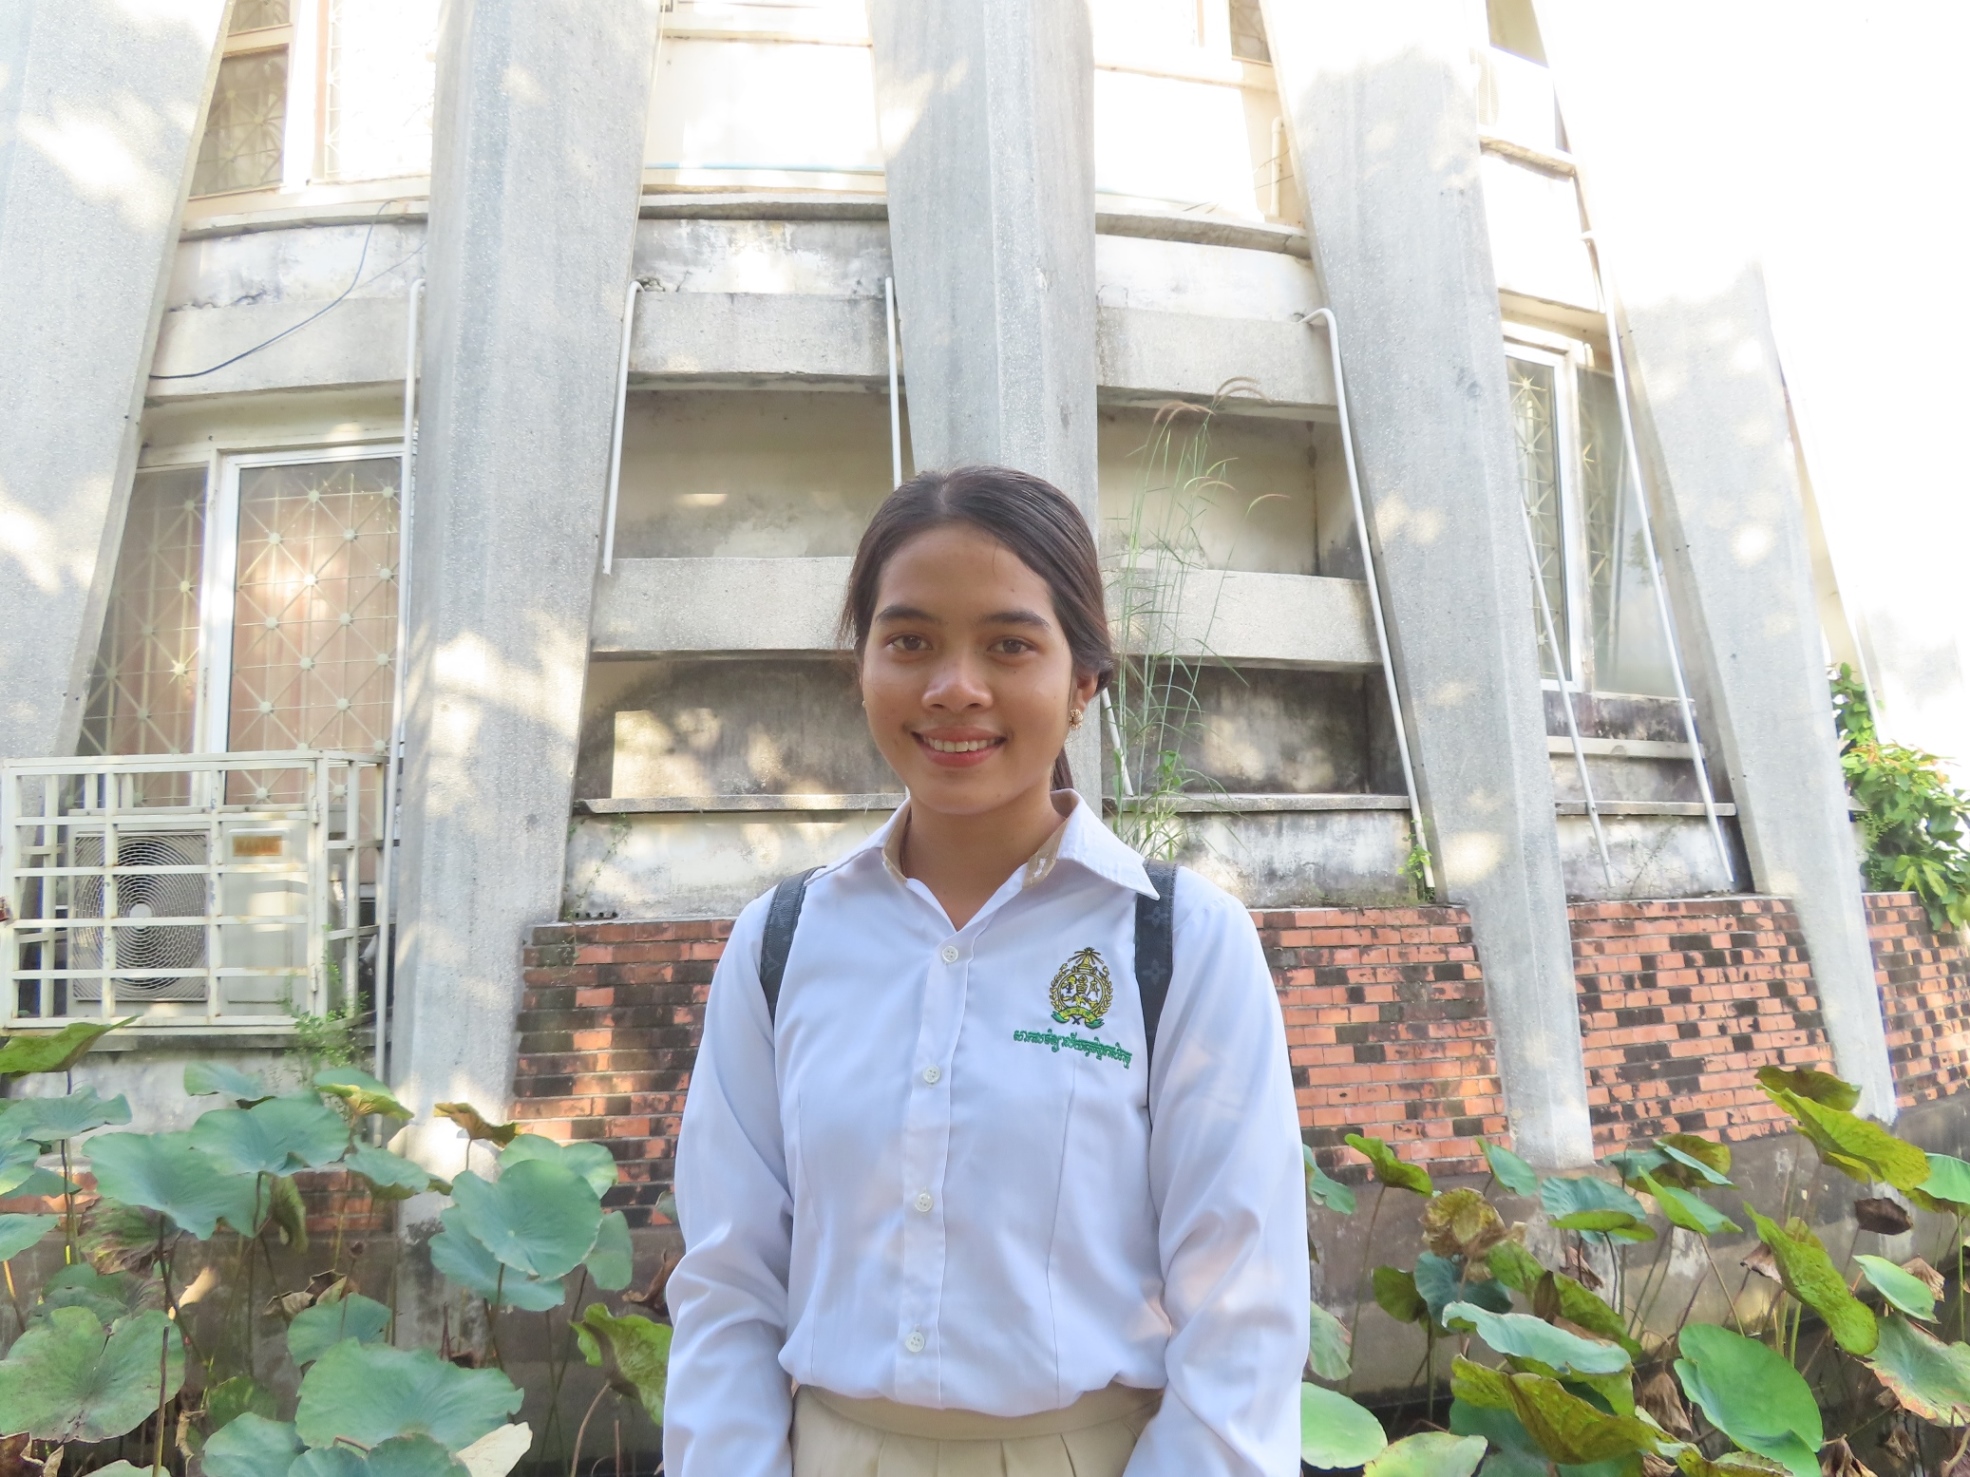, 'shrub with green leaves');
0,1022,672,1476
